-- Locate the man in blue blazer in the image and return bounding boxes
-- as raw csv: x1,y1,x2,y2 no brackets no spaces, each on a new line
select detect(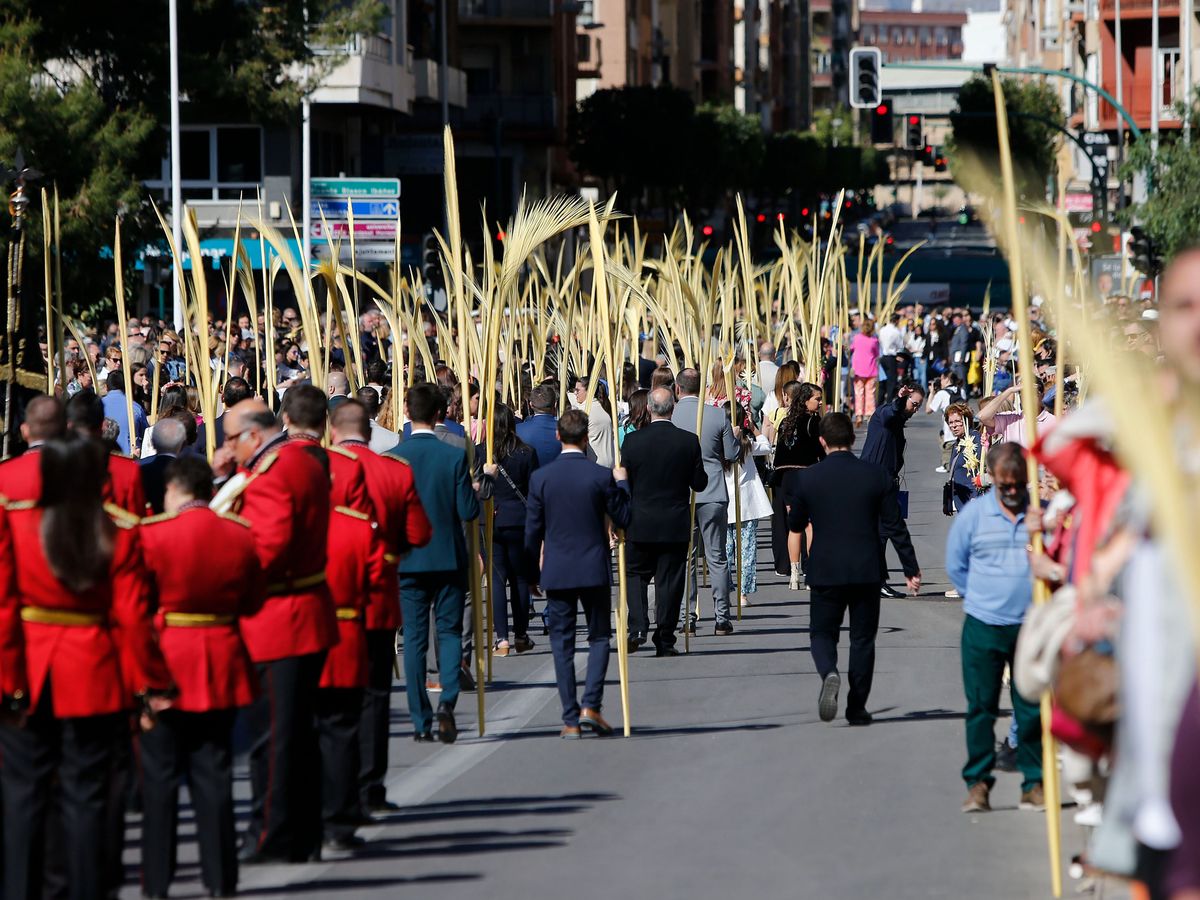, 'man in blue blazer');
525,409,631,739
515,384,561,466
389,383,481,744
